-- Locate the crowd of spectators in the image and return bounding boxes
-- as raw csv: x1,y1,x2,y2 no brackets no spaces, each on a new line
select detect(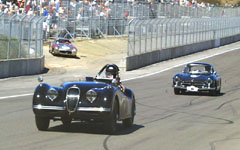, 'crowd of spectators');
0,0,218,17
0,0,233,40
0,0,25,15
